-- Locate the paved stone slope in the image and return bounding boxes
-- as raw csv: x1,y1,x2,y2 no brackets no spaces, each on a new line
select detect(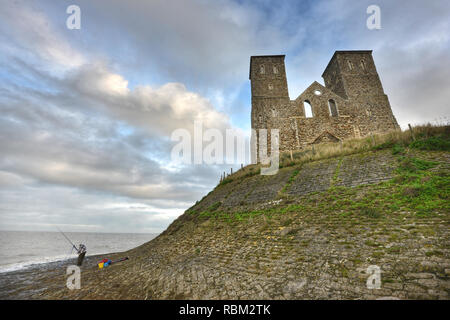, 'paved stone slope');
286,158,339,196
335,152,396,187
6,149,449,300
191,150,397,213
246,168,294,204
